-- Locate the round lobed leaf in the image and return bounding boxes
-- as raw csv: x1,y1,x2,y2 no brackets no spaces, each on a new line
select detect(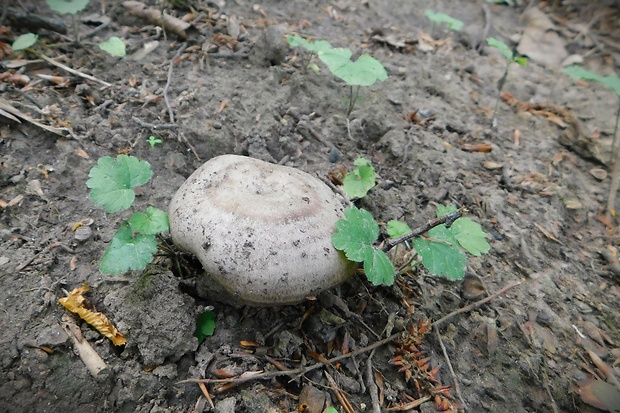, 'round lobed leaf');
318,48,387,86
12,33,38,51
100,223,158,275
86,155,153,213
99,36,126,57
46,0,90,15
